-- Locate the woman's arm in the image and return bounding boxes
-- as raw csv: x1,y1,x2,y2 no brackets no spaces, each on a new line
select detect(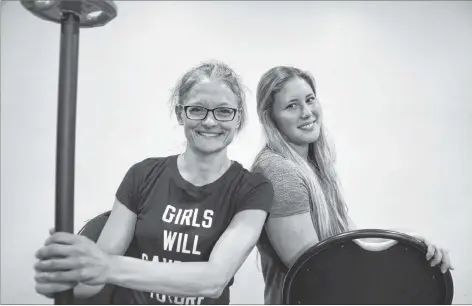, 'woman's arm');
266,212,320,268
106,209,268,298
37,173,273,299
253,156,321,269
73,199,136,298
262,192,413,265
37,207,268,299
